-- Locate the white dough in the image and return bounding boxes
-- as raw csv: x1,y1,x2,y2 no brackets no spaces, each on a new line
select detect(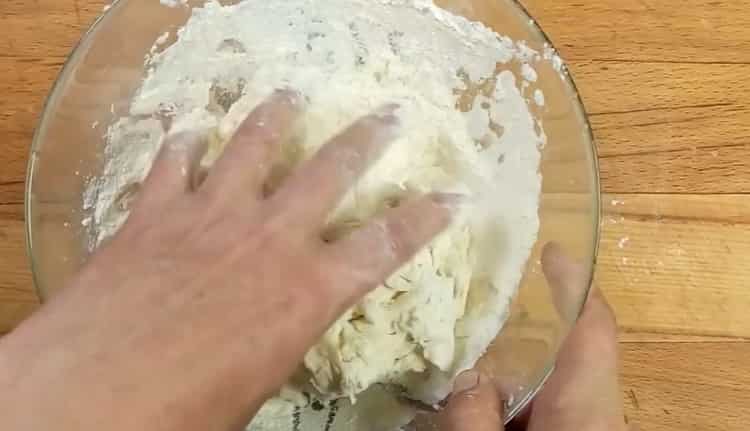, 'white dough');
86,1,546,429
